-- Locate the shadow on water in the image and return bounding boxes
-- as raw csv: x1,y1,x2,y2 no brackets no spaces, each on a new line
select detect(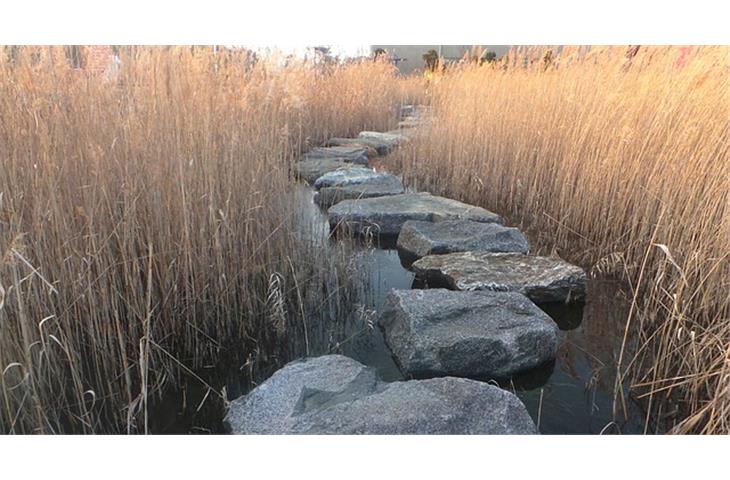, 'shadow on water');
298,186,648,434
153,185,649,434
